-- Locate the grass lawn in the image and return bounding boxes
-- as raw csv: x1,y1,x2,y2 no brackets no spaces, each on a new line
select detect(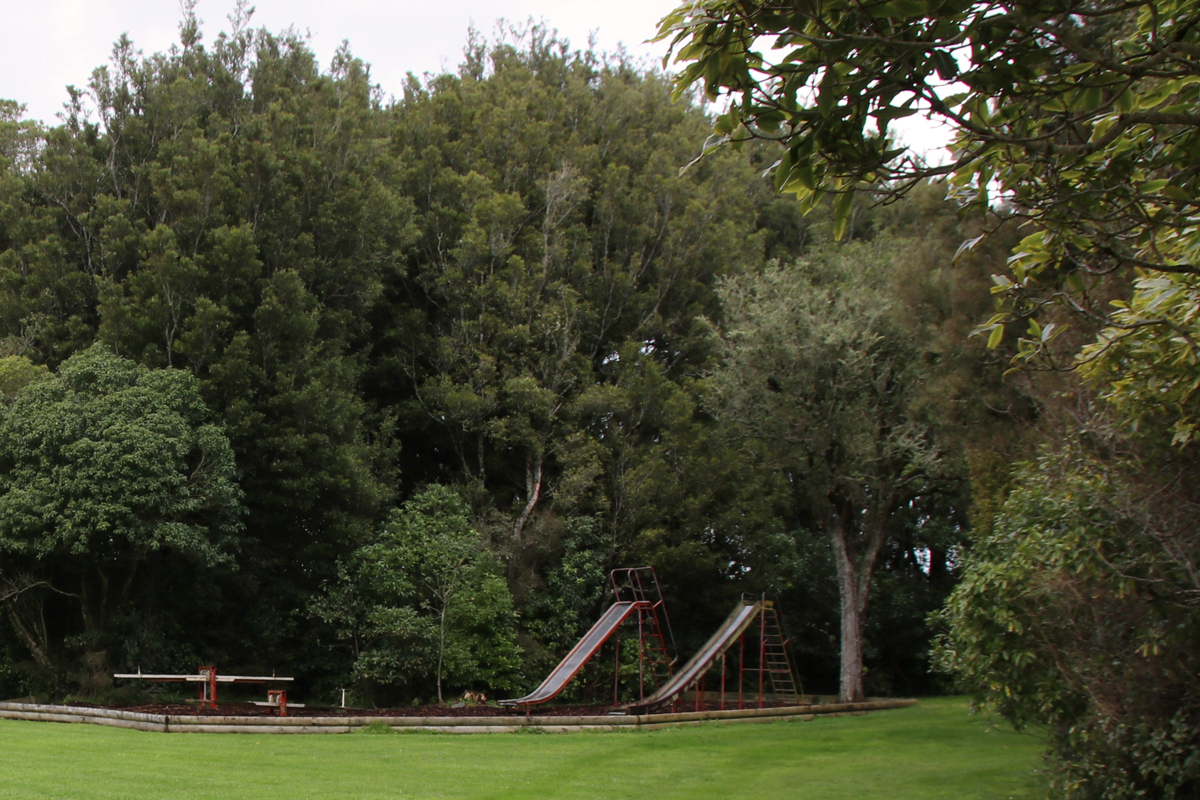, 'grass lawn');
0,697,1046,800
